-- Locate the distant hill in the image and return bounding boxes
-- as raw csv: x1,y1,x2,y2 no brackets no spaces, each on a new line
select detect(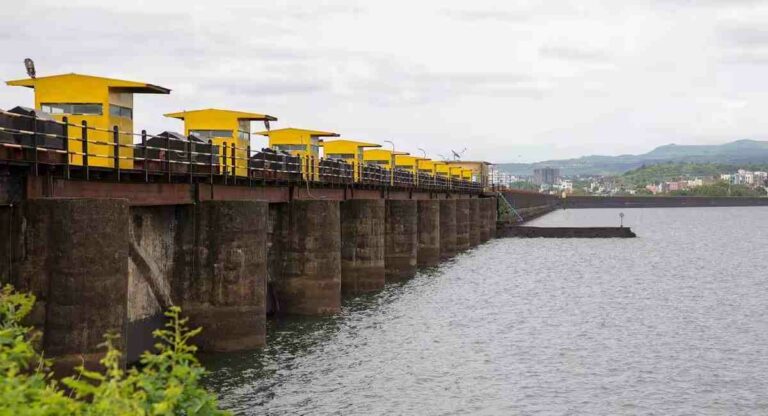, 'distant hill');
496,140,768,176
